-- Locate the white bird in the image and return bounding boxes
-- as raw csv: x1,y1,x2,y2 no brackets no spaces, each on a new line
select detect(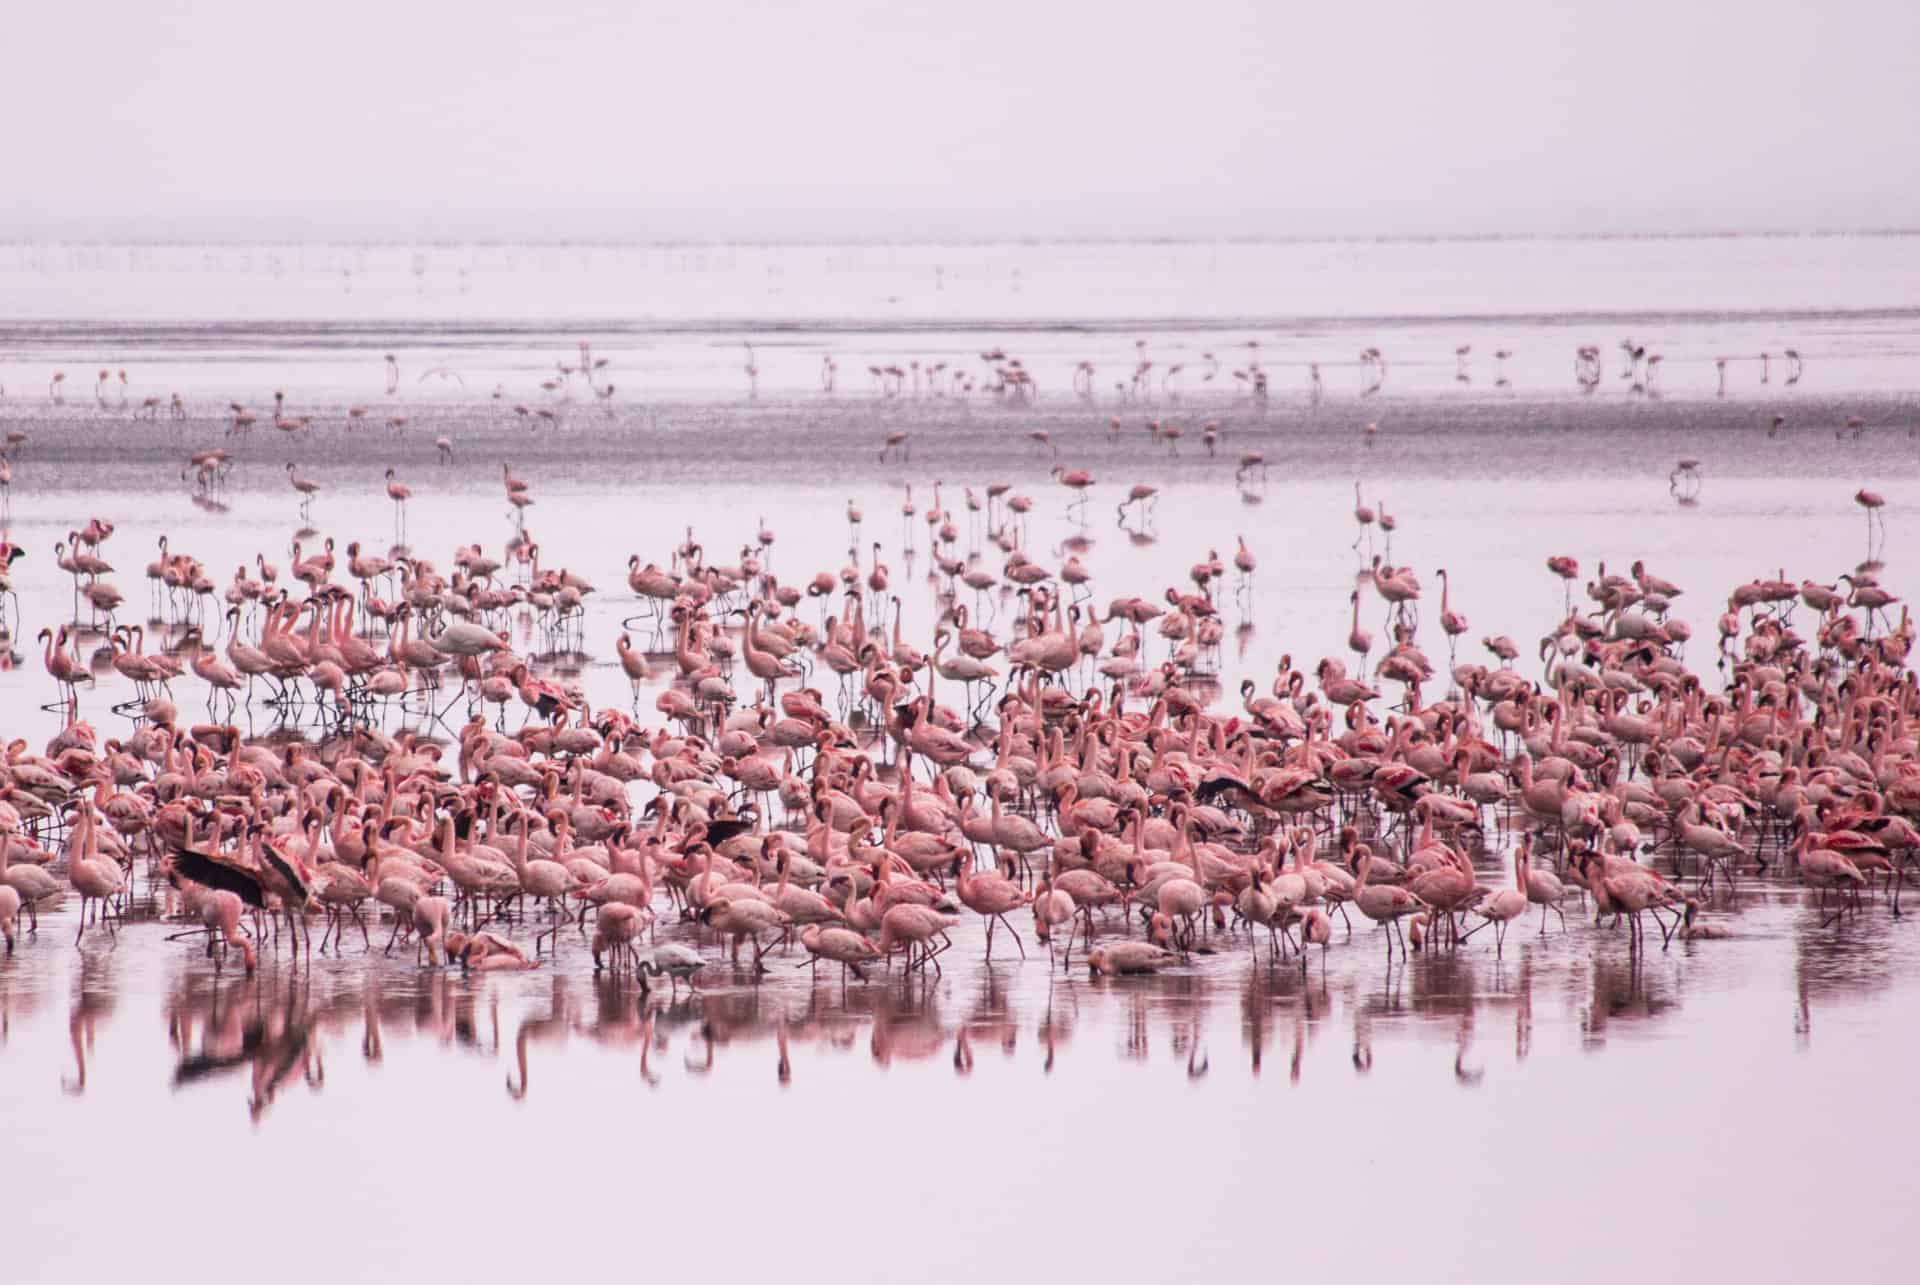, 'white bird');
429,619,510,656
635,943,705,997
